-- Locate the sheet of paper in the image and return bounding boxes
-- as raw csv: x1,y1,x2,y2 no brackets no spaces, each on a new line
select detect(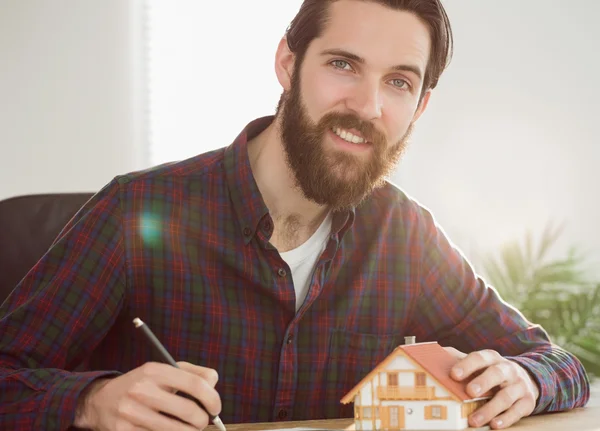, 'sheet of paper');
256,428,346,431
